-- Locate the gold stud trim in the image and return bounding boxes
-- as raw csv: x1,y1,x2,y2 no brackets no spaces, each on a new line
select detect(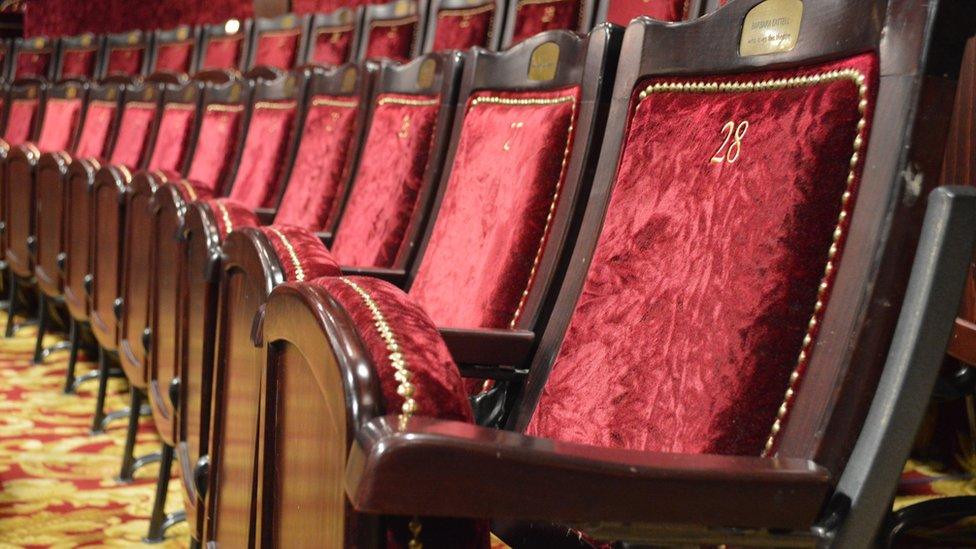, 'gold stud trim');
314,25,355,36
254,100,298,110
88,99,118,109
266,227,305,281
377,96,438,107
639,68,871,456
116,164,133,183
163,103,197,111
311,97,358,108
205,104,245,113
339,277,419,420
437,4,495,48
469,95,574,108
258,28,302,39
45,97,81,105
177,179,198,201
213,201,234,236
123,101,157,110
